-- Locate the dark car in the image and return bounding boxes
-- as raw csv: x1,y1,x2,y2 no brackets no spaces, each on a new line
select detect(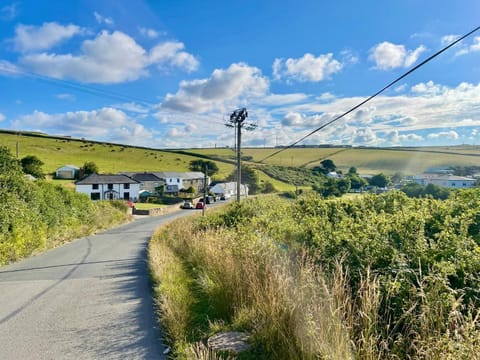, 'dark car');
195,201,205,209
